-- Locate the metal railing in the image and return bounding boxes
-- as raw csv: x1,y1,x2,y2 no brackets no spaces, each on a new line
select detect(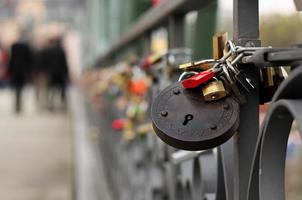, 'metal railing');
79,0,302,199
